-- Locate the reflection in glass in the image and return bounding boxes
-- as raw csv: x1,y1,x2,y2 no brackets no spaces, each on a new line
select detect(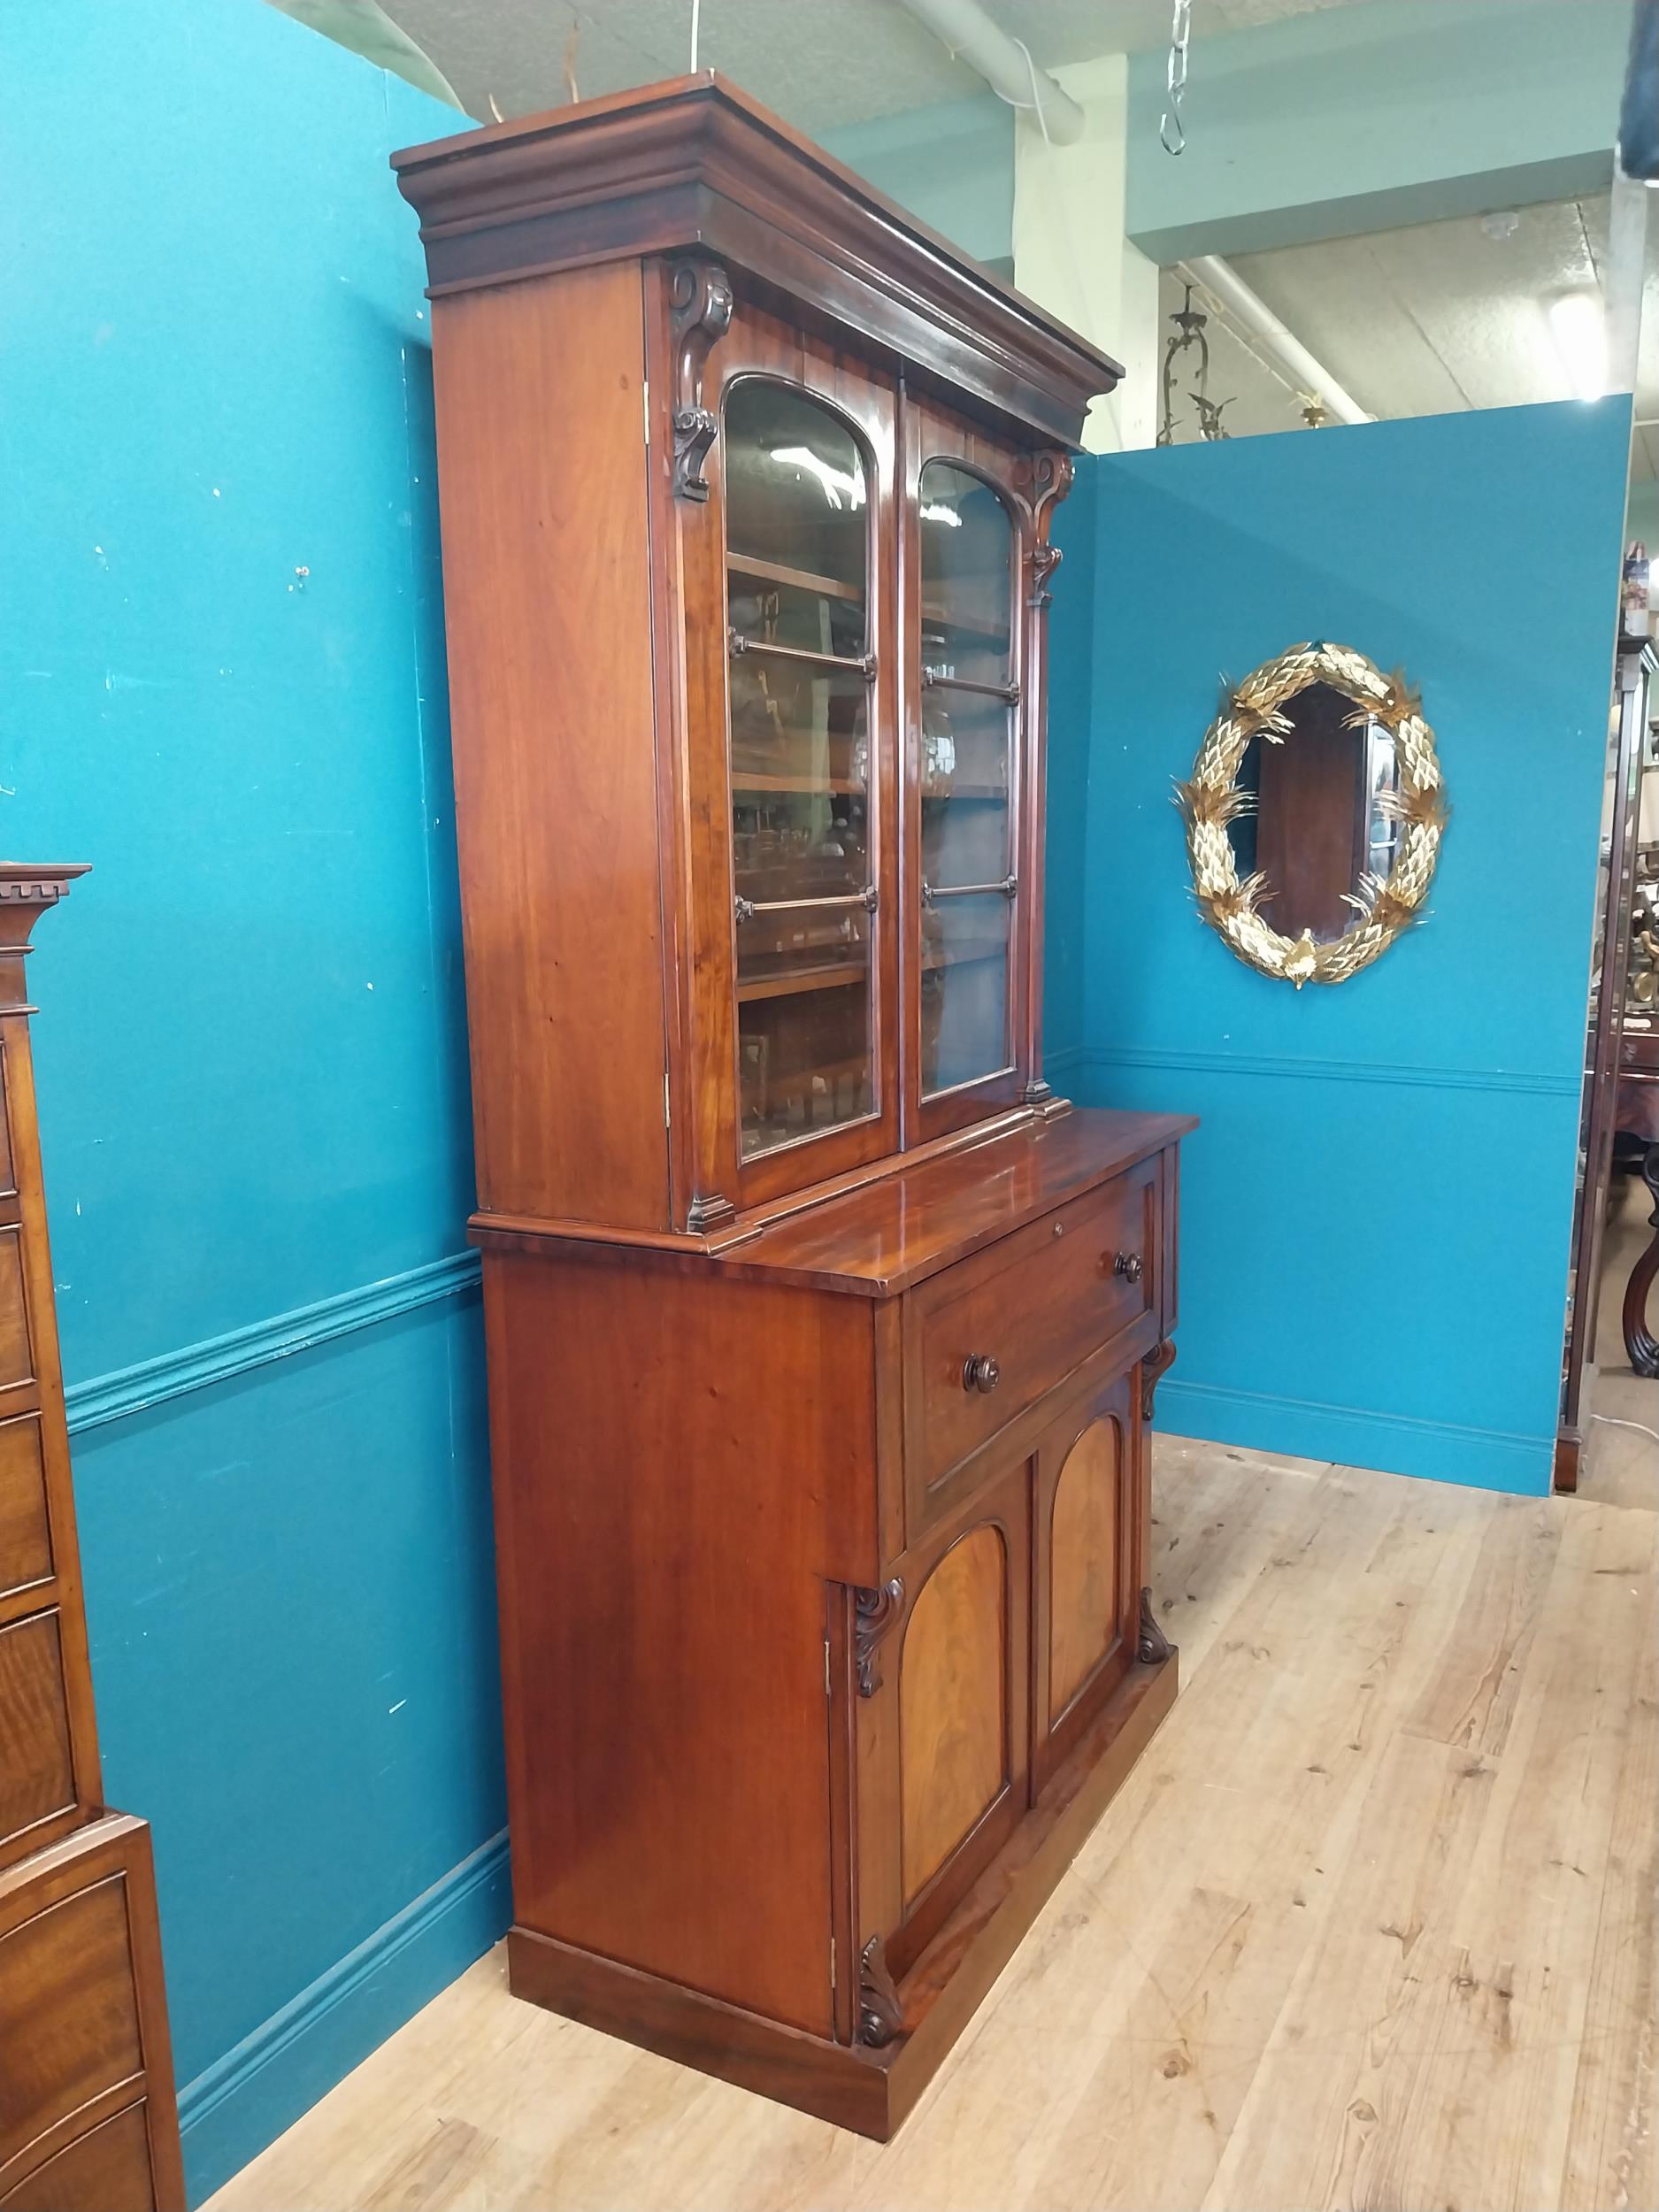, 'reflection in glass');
921,891,1011,1096
725,381,877,1158
918,460,1016,1096
1225,680,1401,942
